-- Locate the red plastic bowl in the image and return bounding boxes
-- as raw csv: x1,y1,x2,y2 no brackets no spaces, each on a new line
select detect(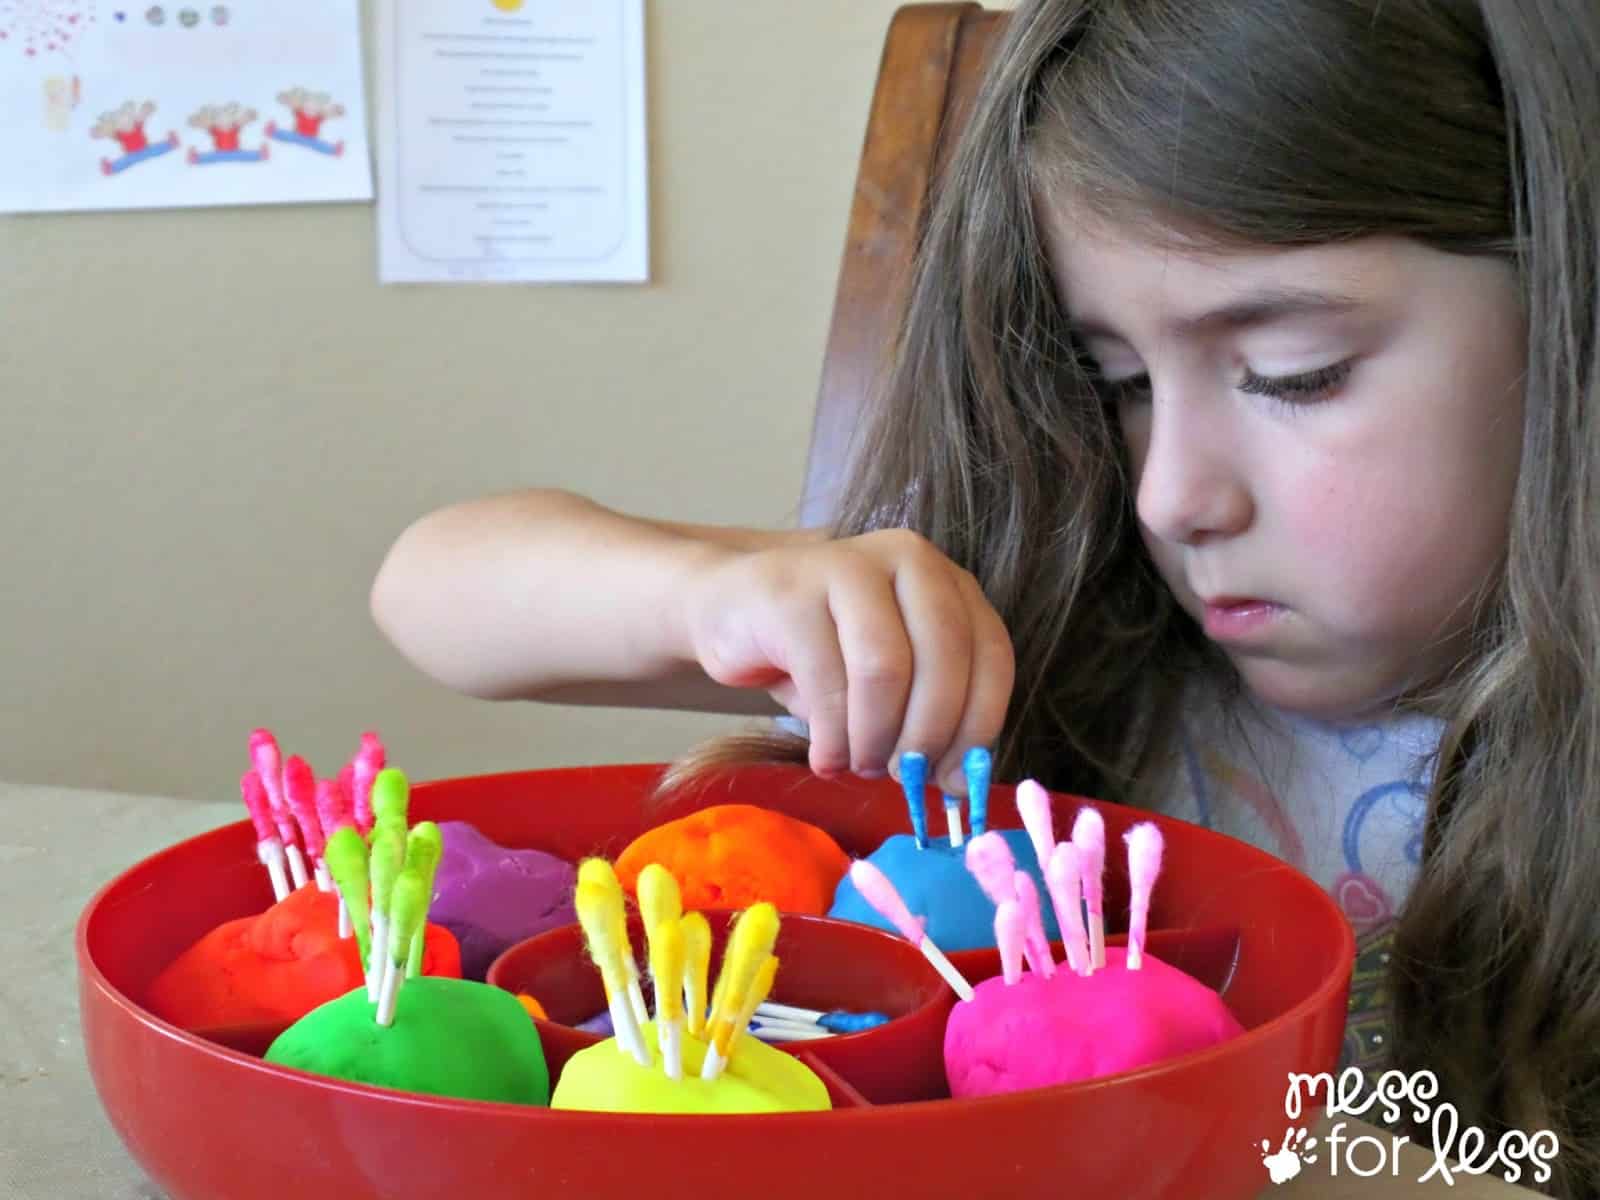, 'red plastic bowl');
489,909,957,1105
78,763,1353,1200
